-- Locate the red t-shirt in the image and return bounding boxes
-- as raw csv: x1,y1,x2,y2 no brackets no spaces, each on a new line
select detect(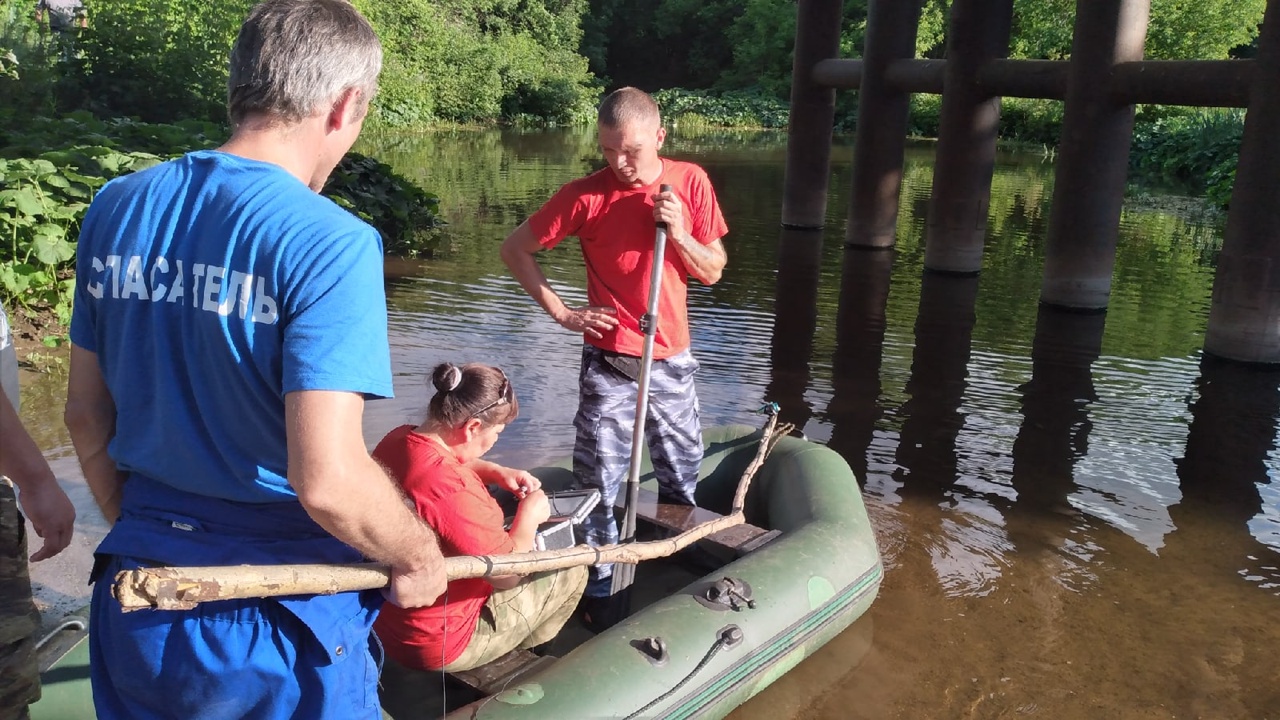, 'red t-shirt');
526,159,728,359
371,425,515,670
